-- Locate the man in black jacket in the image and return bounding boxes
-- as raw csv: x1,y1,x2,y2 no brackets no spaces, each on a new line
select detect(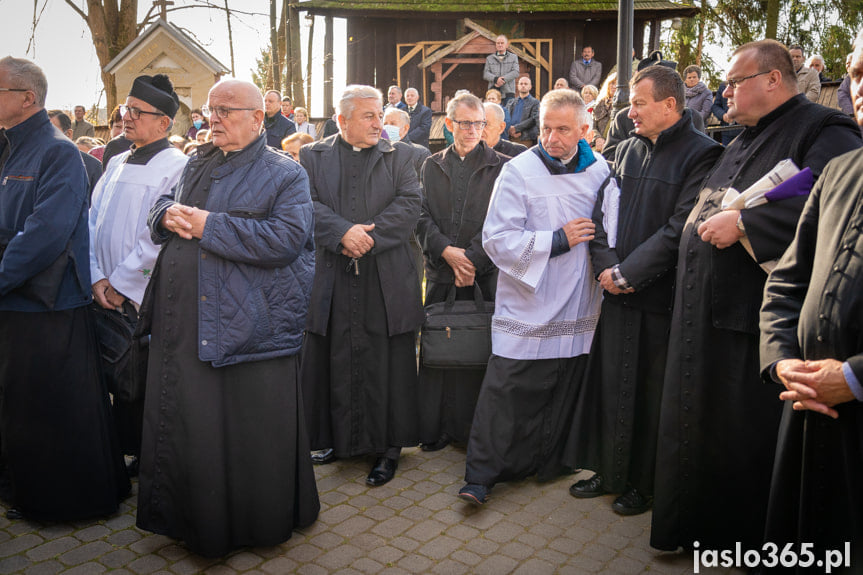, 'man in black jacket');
415,93,506,452
482,102,527,158
300,85,423,487
567,66,722,516
263,89,295,148
650,39,862,554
